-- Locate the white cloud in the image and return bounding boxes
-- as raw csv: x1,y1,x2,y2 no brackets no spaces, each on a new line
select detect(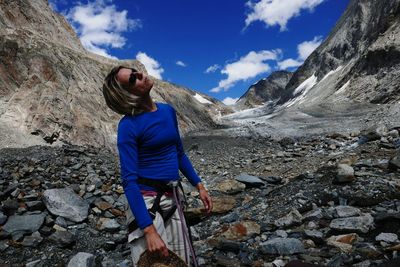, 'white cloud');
176,60,186,67
66,0,141,59
245,0,325,31
210,49,281,93
277,58,303,70
222,97,239,105
205,64,220,73
298,36,323,60
136,52,164,79
277,36,323,70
